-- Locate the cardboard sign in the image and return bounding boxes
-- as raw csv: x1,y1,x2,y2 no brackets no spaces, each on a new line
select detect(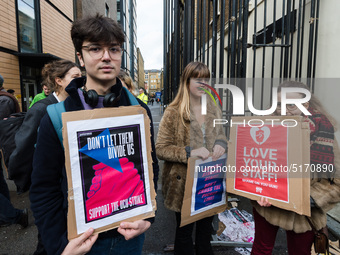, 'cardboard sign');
62,106,156,239
227,116,311,216
235,125,289,202
181,155,228,227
